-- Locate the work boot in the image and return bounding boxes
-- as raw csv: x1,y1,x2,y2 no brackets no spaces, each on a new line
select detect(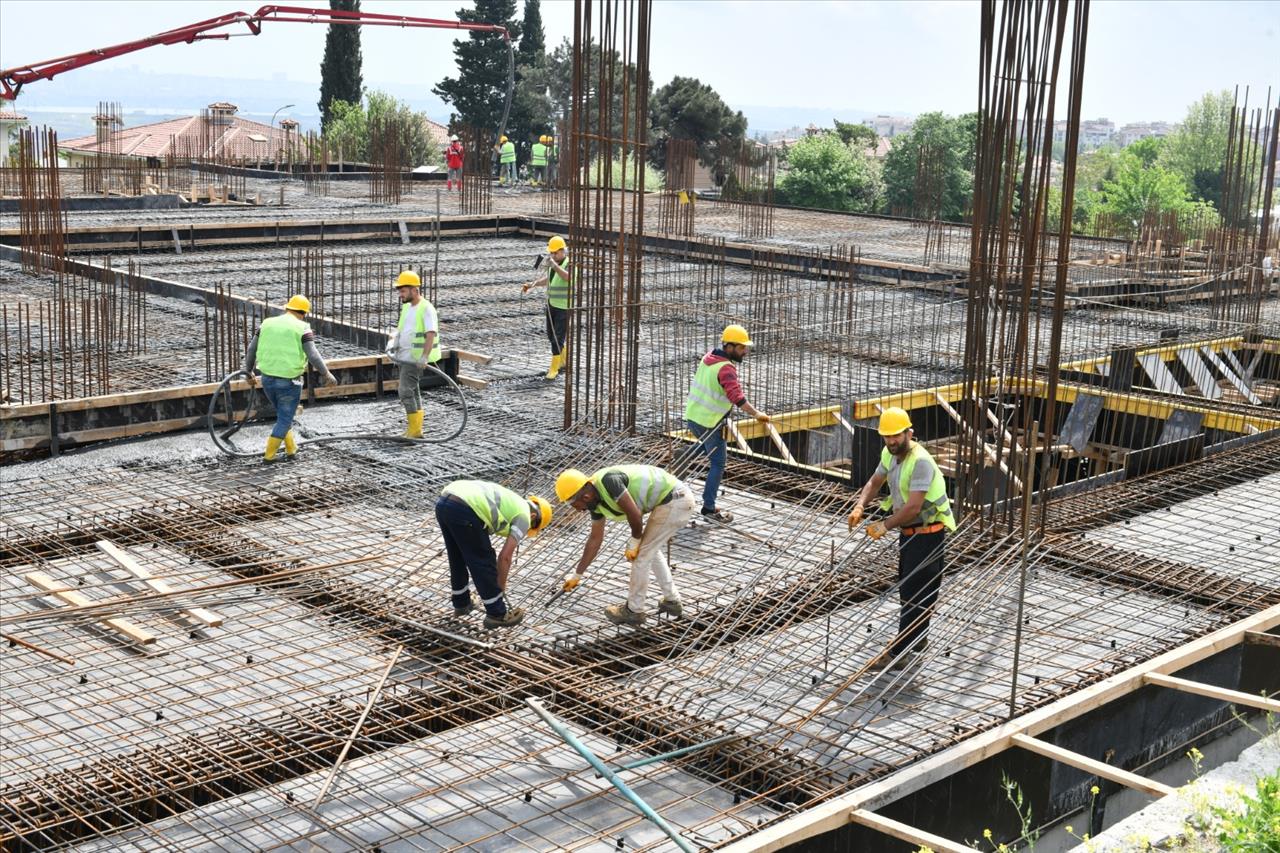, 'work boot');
701,507,734,524
282,430,298,457
657,597,684,618
263,435,283,462
404,410,425,439
604,603,647,626
545,352,563,380
483,607,524,629
453,594,477,617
